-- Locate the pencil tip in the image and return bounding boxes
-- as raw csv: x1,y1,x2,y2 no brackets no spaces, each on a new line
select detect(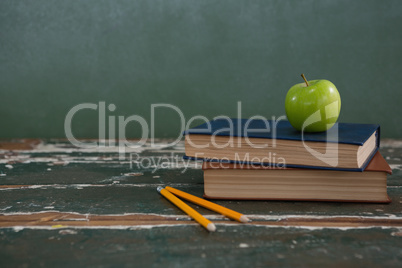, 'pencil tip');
157,186,164,193
207,223,216,232
240,215,251,223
